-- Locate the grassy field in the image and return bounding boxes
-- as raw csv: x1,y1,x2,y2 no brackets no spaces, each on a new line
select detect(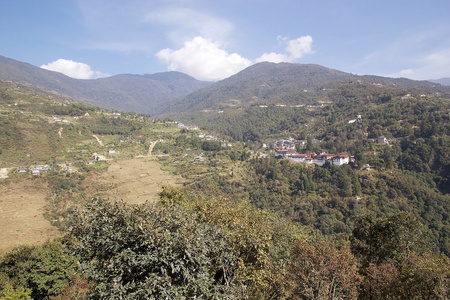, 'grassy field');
0,157,184,254
0,179,59,254
95,157,184,205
